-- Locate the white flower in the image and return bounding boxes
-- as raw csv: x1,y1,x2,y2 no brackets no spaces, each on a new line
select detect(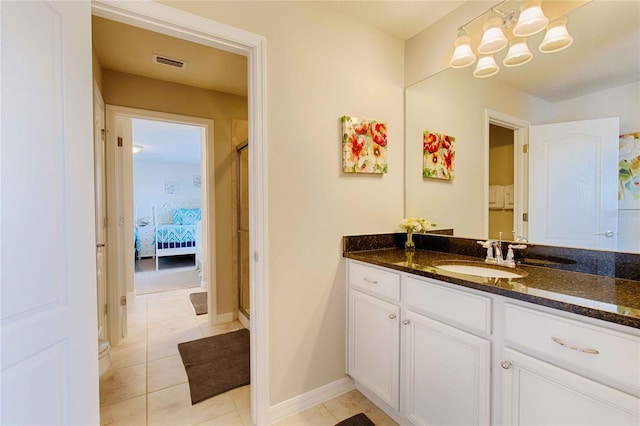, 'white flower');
399,217,436,233
620,135,640,161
